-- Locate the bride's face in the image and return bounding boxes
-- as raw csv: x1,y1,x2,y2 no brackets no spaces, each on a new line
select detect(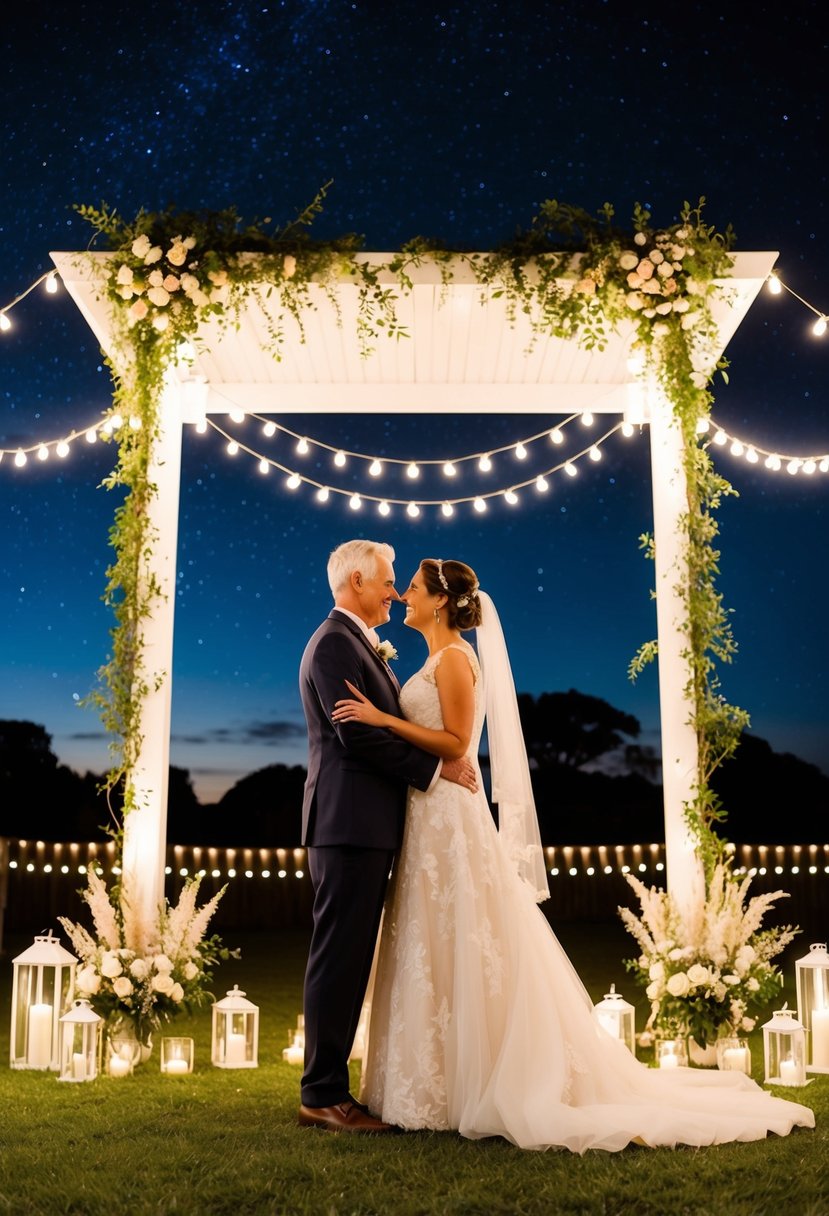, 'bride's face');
400,568,442,632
